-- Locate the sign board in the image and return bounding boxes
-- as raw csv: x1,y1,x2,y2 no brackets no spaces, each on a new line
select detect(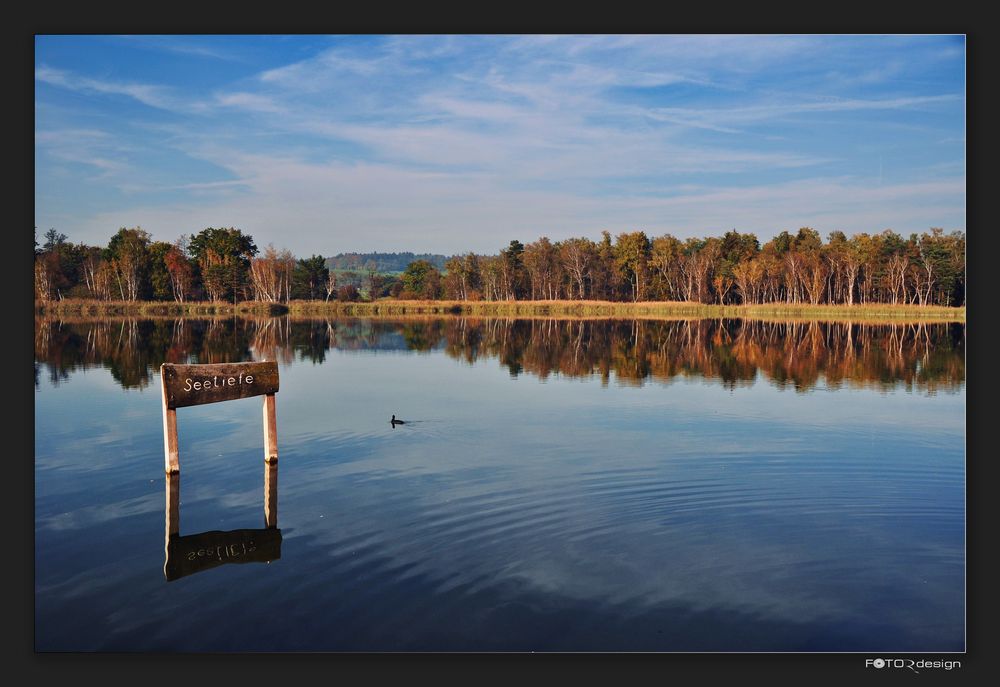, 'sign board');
160,361,280,473
161,361,279,409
